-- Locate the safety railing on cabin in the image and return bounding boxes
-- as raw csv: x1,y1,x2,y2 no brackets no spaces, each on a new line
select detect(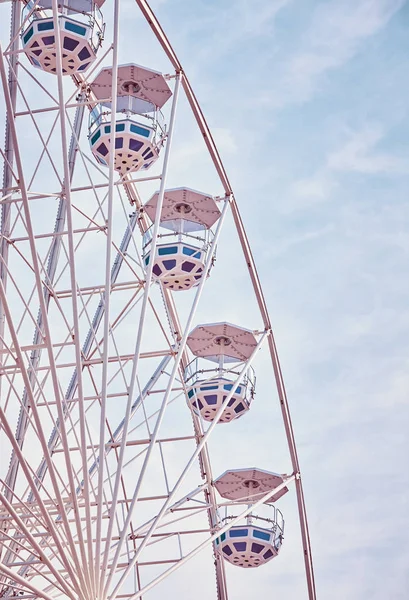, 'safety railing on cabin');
142,226,214,252
183,358,256,391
